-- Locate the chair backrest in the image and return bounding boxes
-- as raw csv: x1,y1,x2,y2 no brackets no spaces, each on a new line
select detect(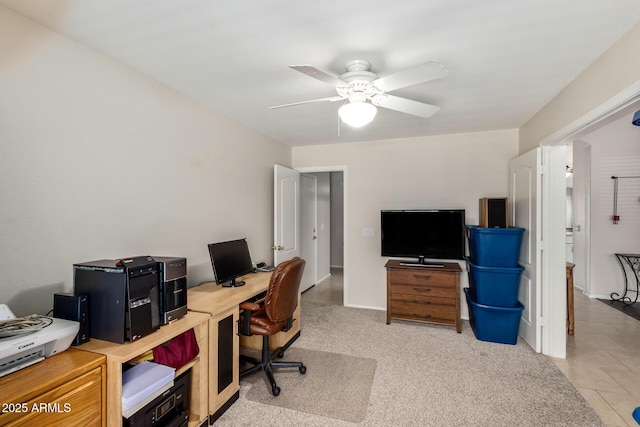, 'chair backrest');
264,257,305,323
